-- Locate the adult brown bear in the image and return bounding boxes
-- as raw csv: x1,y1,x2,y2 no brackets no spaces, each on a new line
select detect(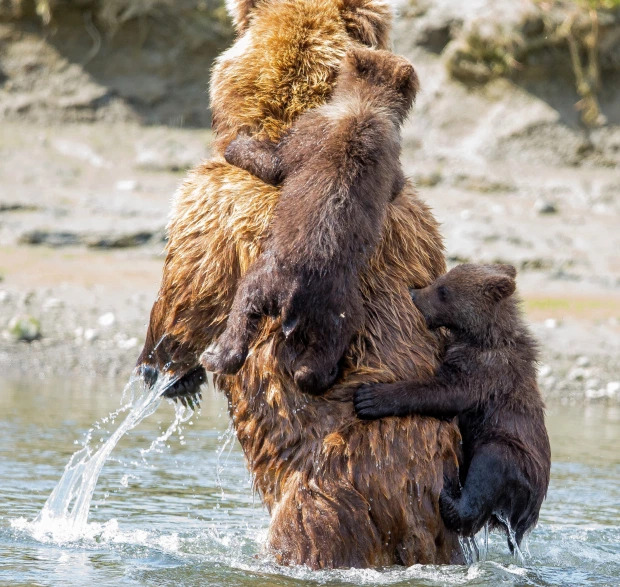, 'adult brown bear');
137,0,463,568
